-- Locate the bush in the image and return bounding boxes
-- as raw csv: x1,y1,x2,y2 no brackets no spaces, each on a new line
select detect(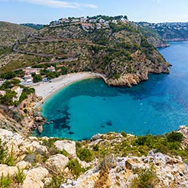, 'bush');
77,148,93,162
0,139,7,164
121,132,127,137
131,169,159,188
33,74,42,83
167,132,183,142
47,174,64,188
15,167,25,184
5,147,16,166
0,173,11,188
19,87,35,103
67,159,84,177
